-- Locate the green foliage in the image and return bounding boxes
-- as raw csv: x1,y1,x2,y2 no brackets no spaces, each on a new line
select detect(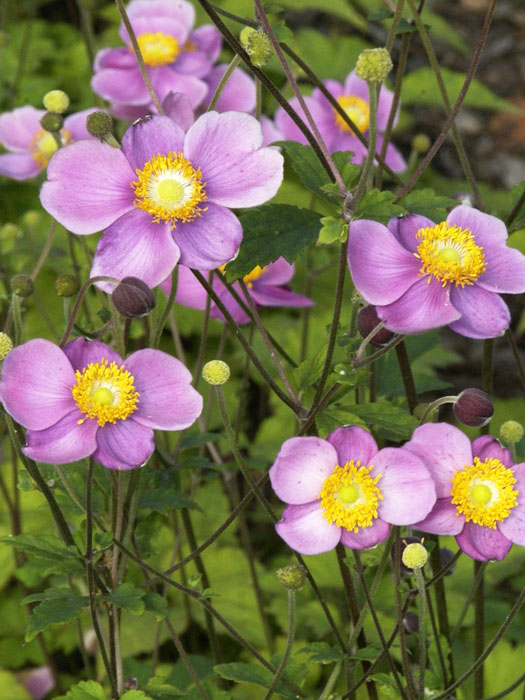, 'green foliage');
138,489,201,513
104,582,146,615
0,670,32,700
23,588,89,642
55,681,109,700
293,345,327,391
401,188,457,222
291,28,370,81
224,204,322,281
354,189,405,224
326,401,419,440
318,215,347,244
299,641,345,663
213,661,296,697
